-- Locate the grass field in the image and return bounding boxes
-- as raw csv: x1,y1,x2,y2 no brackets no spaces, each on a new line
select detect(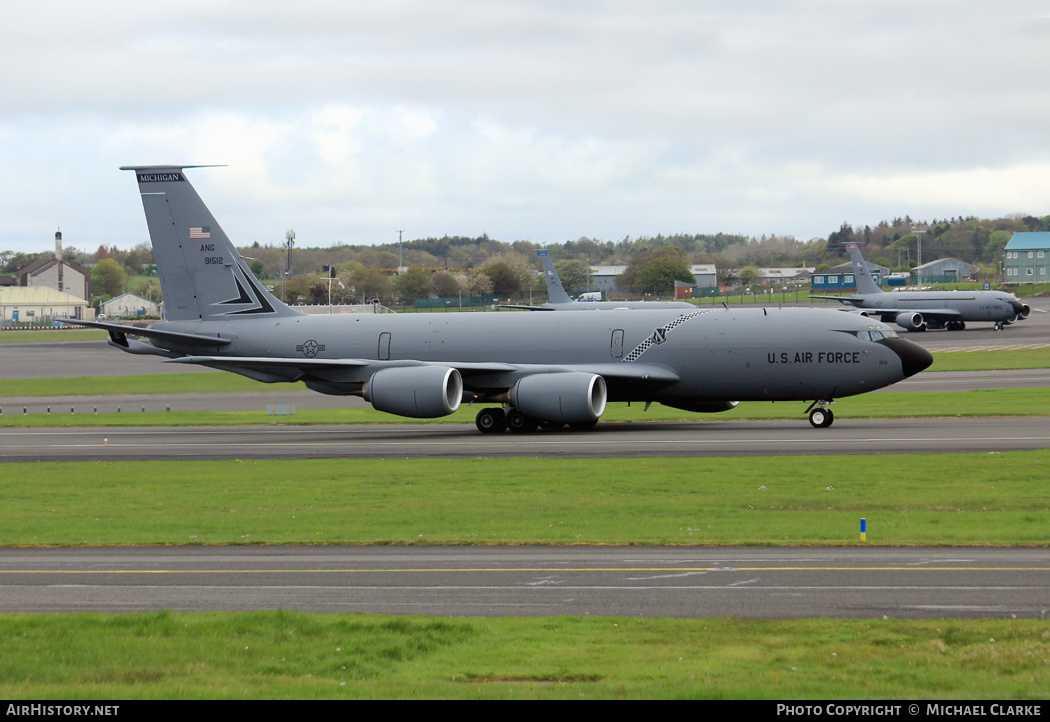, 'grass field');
2,613,1046,699
4,453,1048,546
2,388,1048,428
0,329,107,343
